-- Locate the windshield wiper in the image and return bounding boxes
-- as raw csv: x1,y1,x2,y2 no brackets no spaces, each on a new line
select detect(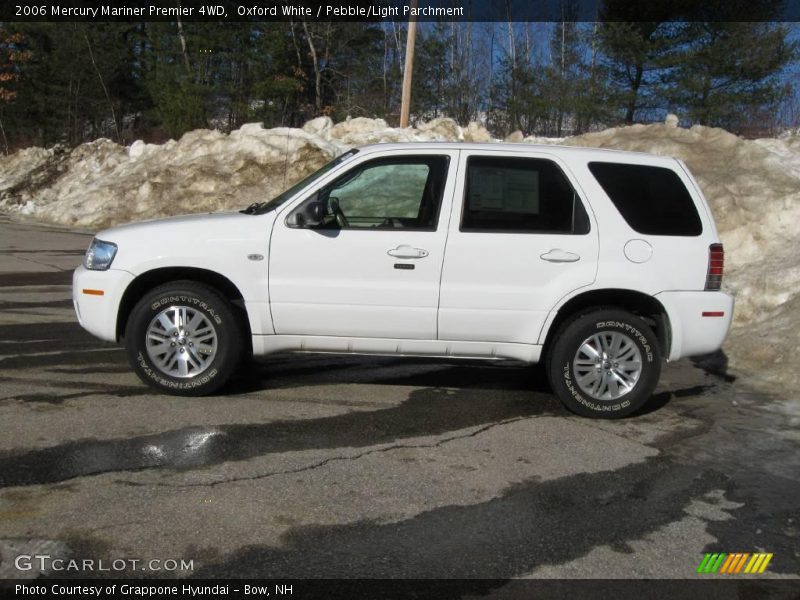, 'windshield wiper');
240,202,263,215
